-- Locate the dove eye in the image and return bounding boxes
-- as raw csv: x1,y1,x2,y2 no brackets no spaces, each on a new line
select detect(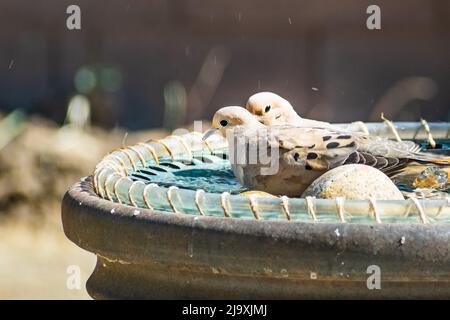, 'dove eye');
264,105,271,113
219,119,229,127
